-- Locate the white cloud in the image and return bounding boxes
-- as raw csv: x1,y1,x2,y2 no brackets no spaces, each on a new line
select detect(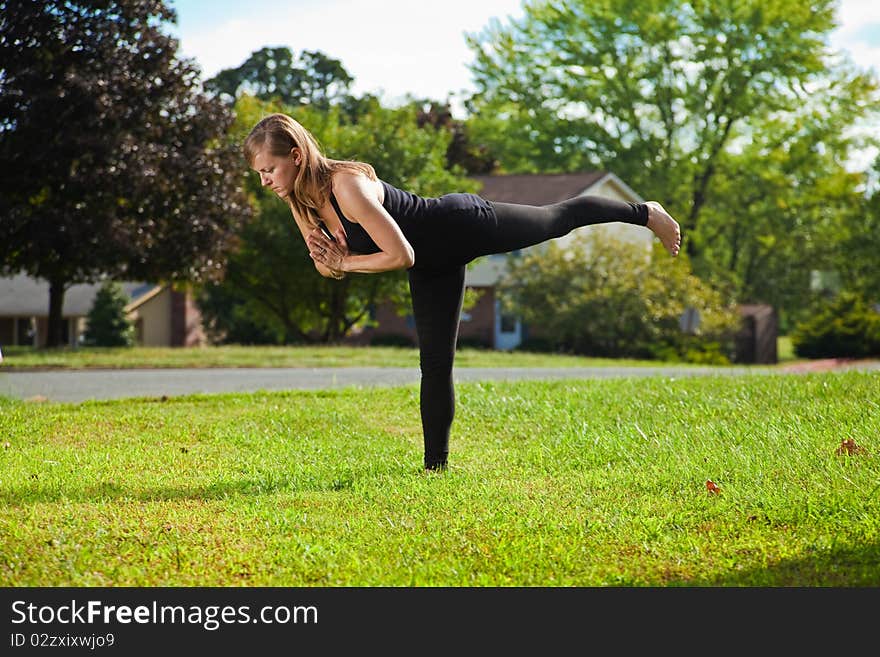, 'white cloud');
173,0,525,110
833,0,880,27
172,0,880,115
830,0,880,73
